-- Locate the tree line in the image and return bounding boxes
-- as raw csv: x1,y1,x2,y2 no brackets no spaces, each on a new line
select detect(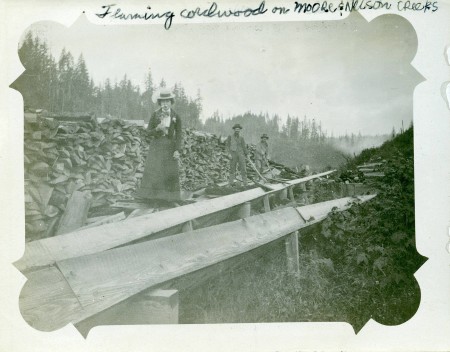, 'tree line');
15,32,391,169
13,32,203,128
